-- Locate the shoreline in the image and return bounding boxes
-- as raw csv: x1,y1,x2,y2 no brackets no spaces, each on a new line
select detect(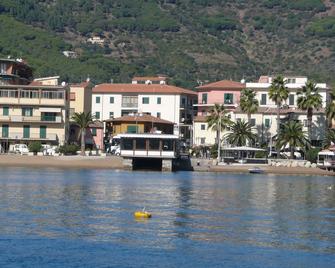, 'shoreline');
0,155,334,176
